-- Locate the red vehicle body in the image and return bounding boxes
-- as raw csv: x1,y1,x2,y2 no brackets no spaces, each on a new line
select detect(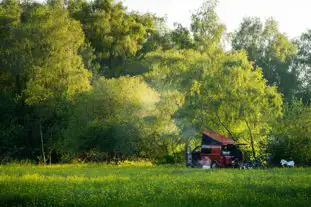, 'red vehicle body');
187,130,243,168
